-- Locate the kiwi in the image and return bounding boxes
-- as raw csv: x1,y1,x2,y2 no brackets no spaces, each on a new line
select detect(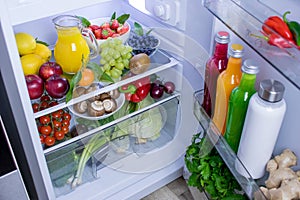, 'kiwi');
129,53,150,74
